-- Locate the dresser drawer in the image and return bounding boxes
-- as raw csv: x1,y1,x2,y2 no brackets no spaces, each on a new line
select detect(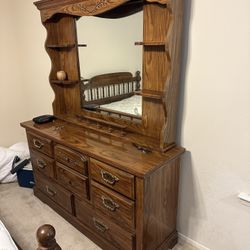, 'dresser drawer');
91,181,135,231
90,159,134,199
35,174,72,213
75,198,134,250
55,145,88,175
27,132,53,157
56,162,89,200
30,150,54,179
